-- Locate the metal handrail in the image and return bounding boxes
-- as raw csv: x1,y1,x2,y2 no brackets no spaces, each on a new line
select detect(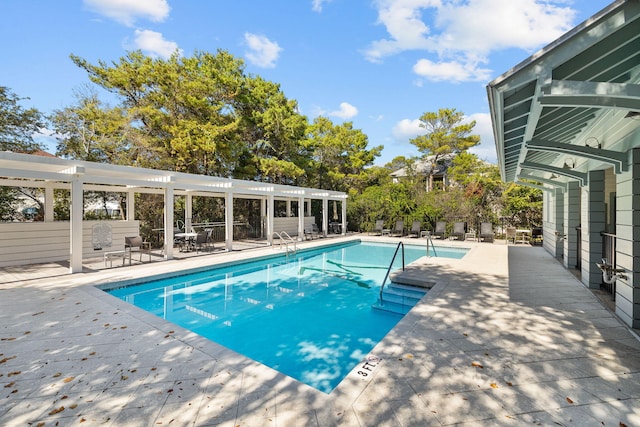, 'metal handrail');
273,231,297,255
426,233,438,257
379,241,405,305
